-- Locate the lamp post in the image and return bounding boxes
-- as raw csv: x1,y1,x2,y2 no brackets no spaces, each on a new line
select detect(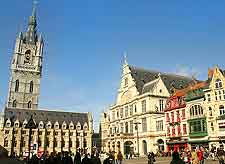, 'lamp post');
25,115,37,163
134,122,141,157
